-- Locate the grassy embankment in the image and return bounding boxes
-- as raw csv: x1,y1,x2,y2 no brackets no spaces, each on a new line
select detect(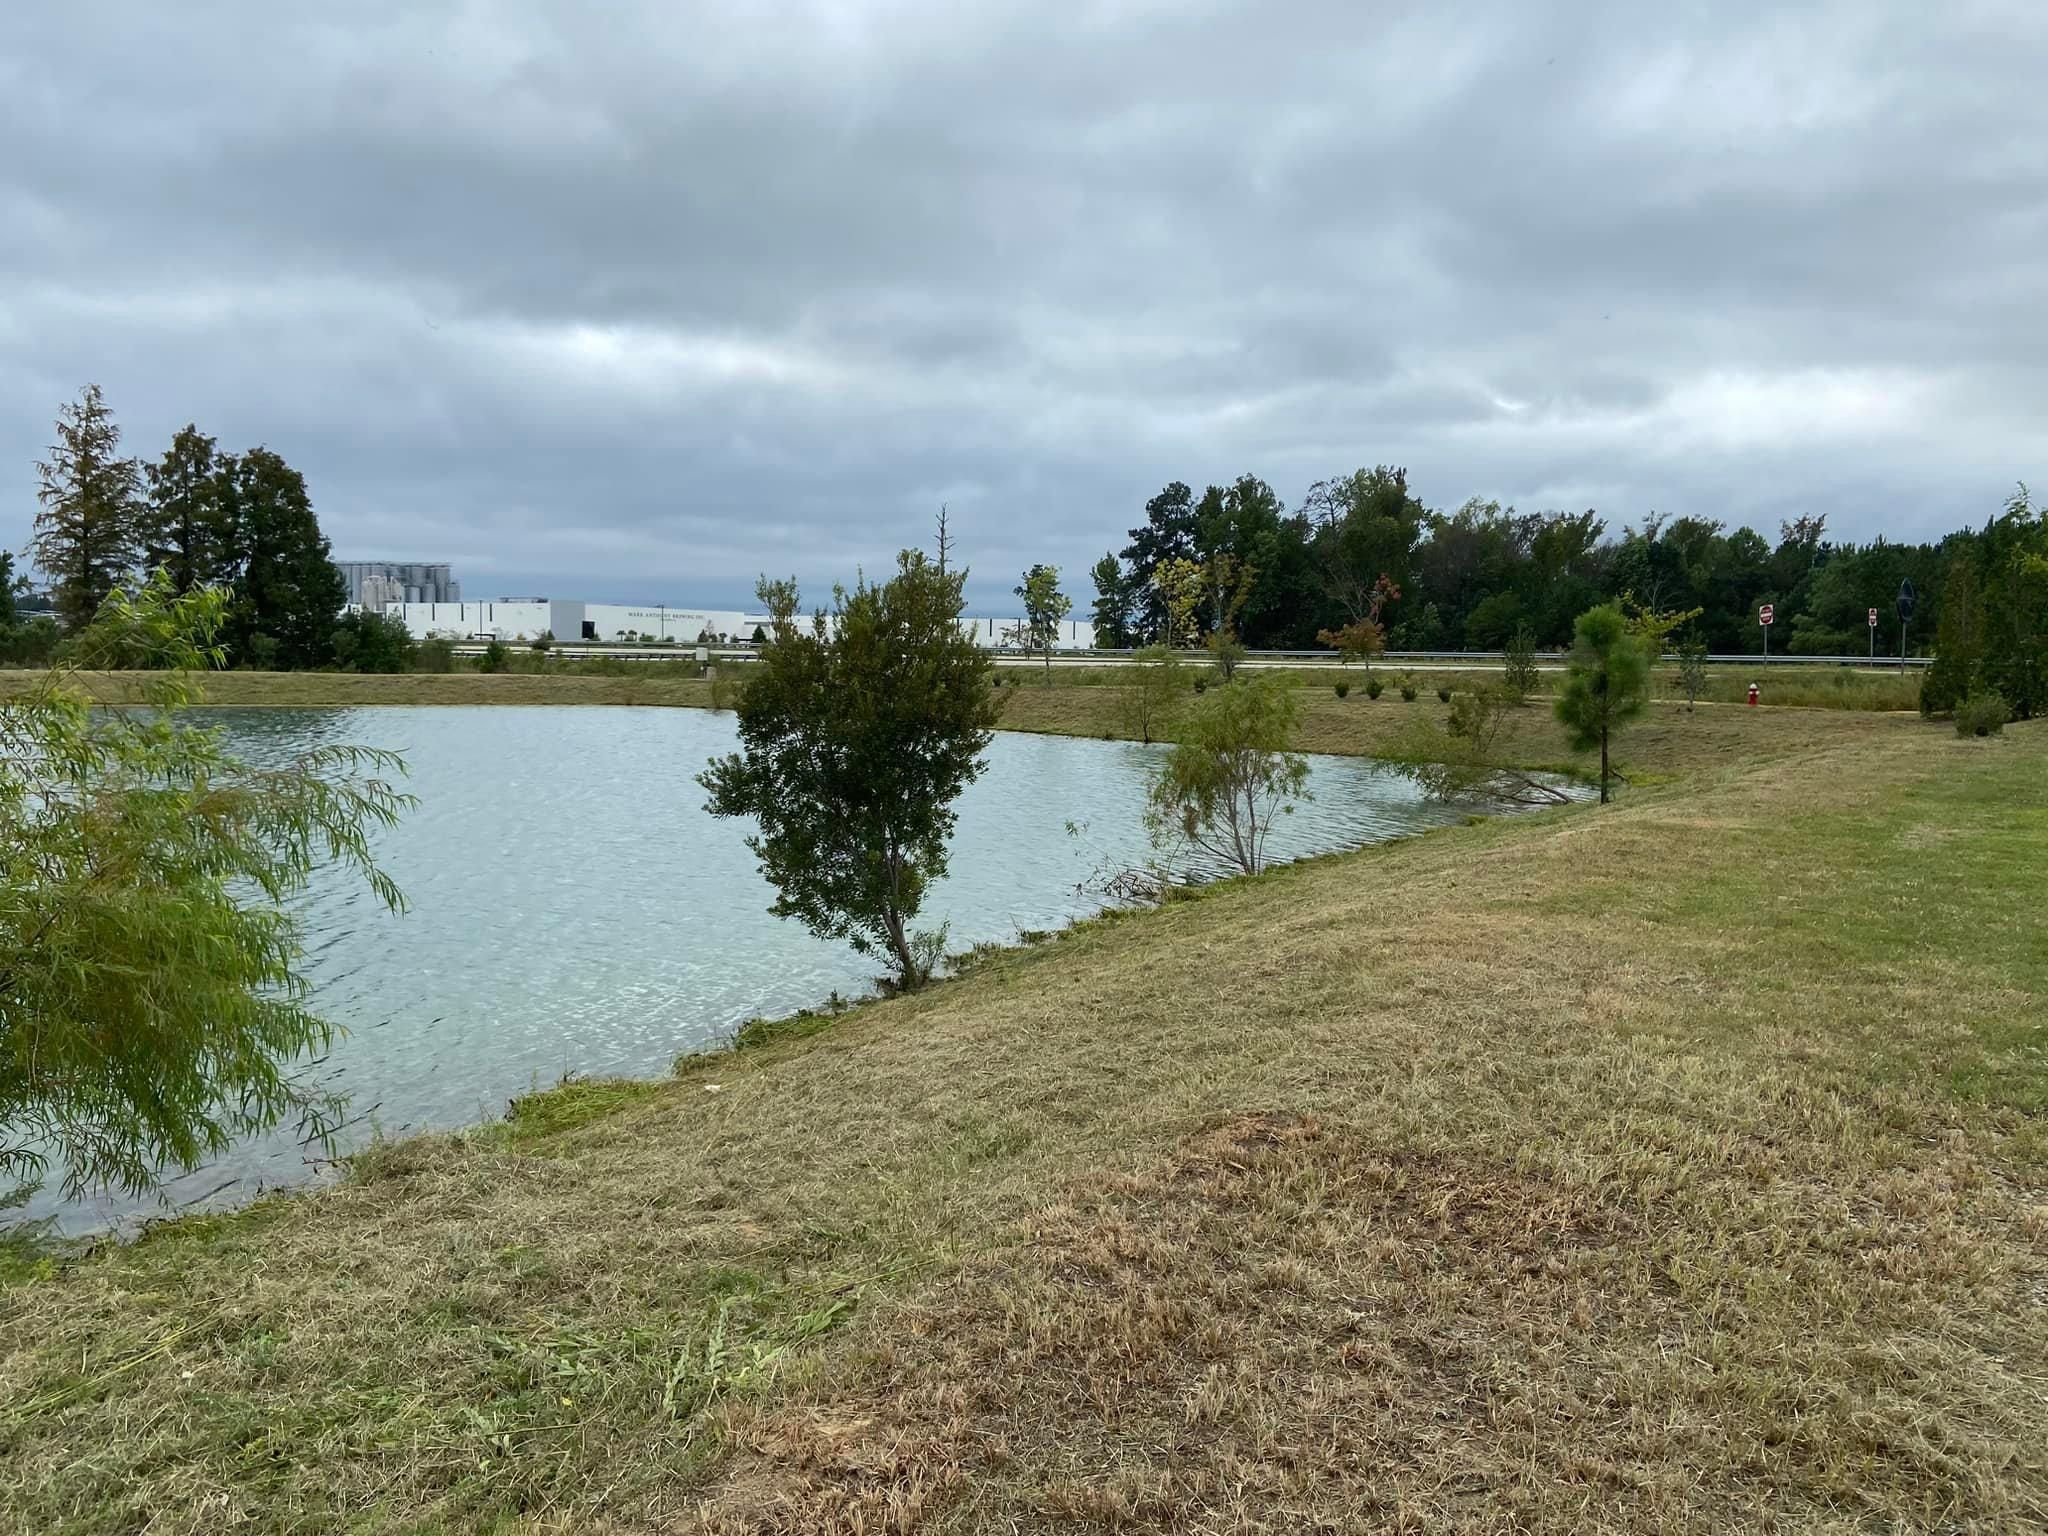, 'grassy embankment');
2,706,2043,1533
0,656,1922,714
